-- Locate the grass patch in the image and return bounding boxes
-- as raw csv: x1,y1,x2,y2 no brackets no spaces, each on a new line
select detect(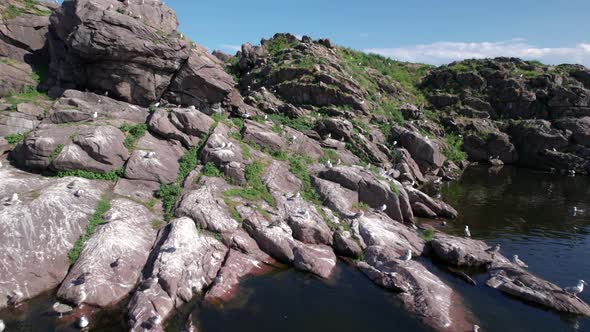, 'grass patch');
48,144,64,162
120,123,147,150
4,86,50,110
268,114,315,133
319,148,339,164
224,161,276,207
151,218,164,230
224,197,242,222
420,229,435,242
68,195,112,264
352,202,370,211
442,134,468,163
241,143,251,160
156,183,182,221
202,162,222,177
56,168,124,182
288,155,322,204
265,35,299,56
4,131,28,145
